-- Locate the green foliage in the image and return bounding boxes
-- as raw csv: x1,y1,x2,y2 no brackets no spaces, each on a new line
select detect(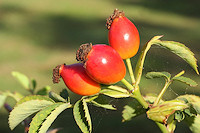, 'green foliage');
147,100,188,123
185,115,200,133
73,99,92,133
146,71,171,81
36,86,51,95
33,103,71,133
89,95,116,110
100,85,130,98
0,94,6,109
154,41,199,75
49,91,67,103
172,76,198,87
12,71,30,89
122,99,145,122
9,95,55,130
